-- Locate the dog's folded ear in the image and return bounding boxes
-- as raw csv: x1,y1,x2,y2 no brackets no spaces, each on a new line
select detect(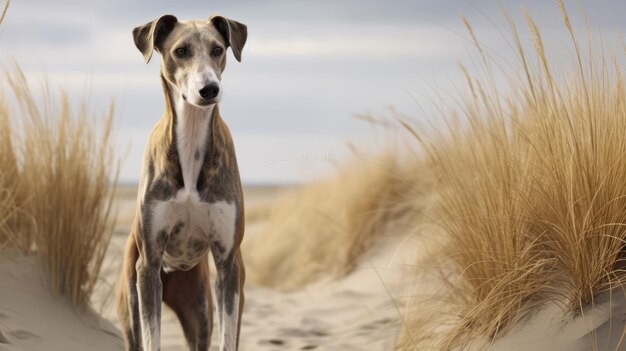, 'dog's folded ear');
209,15,247,62
133,15,178,64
